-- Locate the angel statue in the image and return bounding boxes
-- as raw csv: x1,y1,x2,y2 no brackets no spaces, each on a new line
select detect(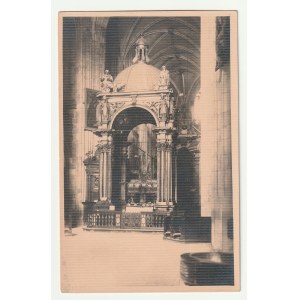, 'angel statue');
99,70,113,93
